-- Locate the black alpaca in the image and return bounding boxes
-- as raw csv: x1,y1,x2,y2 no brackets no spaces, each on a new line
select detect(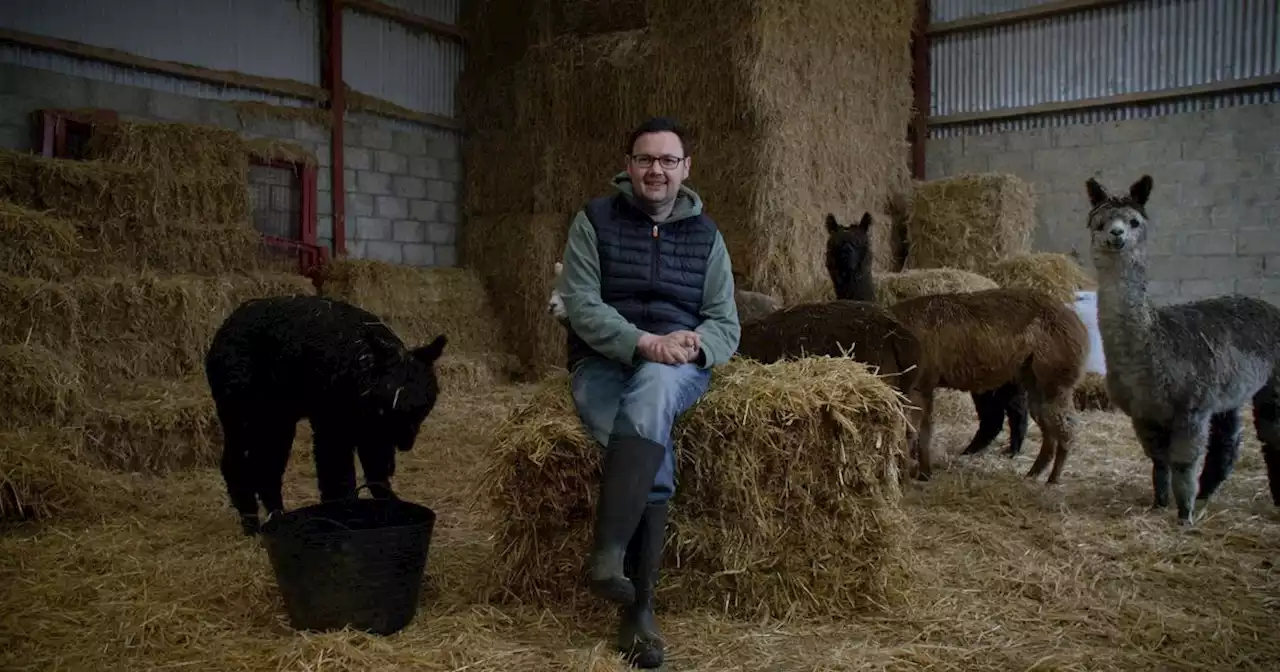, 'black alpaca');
205,294,448,535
